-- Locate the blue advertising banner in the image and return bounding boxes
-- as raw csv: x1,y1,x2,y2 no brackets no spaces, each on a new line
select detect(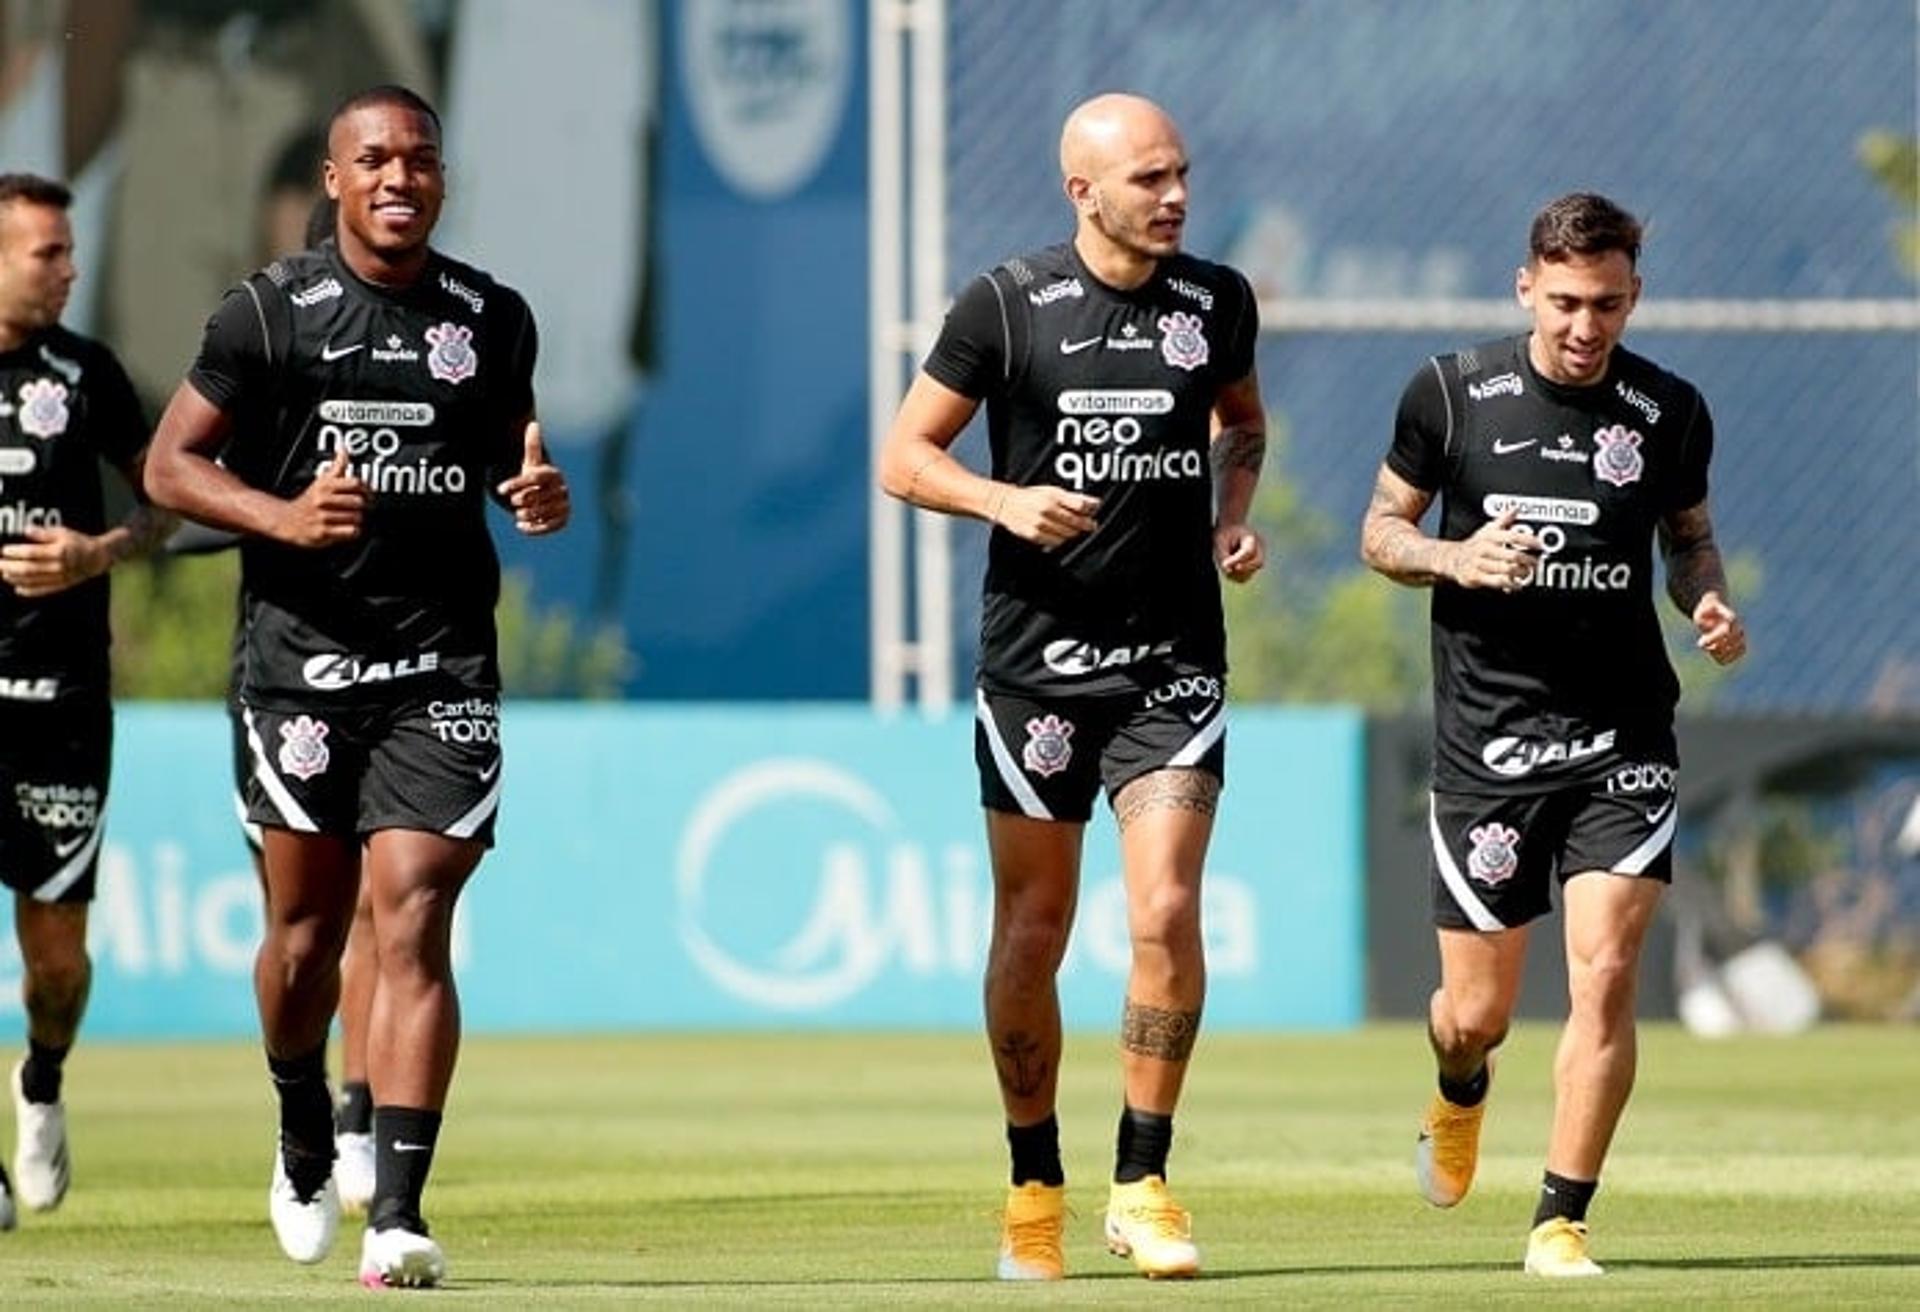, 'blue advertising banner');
482,0,874,699
2,705,1363,1039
